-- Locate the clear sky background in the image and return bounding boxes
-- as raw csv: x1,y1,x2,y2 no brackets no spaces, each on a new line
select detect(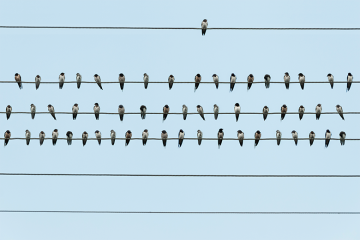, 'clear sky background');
0,0,359,239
